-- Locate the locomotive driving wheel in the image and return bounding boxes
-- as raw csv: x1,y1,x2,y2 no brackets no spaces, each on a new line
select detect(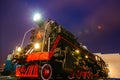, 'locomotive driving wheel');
68,72,75,80
41,64,52,80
